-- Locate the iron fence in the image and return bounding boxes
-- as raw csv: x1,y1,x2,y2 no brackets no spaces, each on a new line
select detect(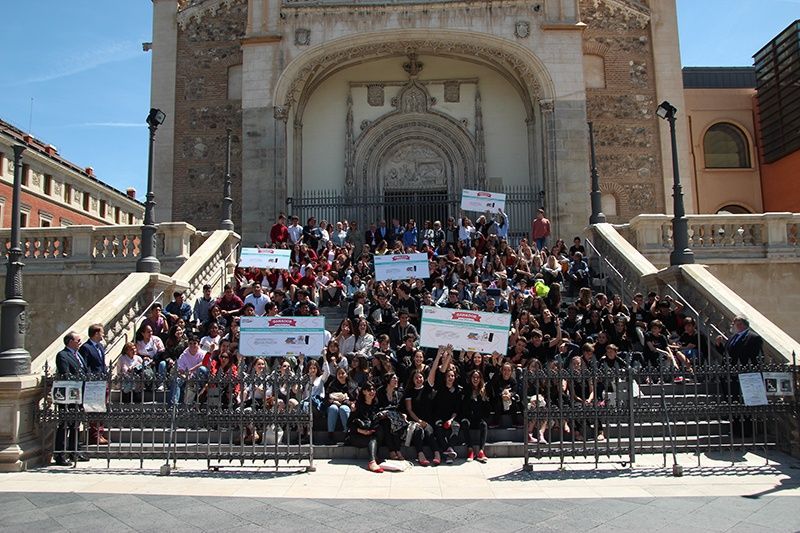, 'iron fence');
40,364,315,473
522,360,799,473
287,185,540,246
